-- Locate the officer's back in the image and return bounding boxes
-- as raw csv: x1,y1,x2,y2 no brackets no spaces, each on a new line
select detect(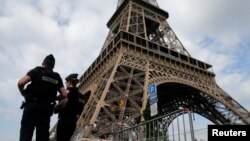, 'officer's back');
17,54,67,141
